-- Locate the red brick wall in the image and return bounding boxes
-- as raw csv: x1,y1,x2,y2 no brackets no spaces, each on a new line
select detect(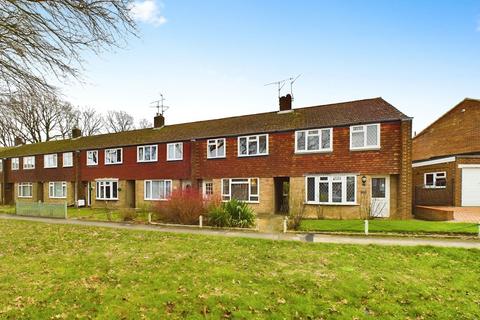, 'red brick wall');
413,99,480,161
79,142,191,181
193,121,404,179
